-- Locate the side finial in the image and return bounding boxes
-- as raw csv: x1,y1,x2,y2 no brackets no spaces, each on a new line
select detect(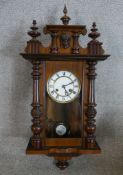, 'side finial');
88,22,104,55
28,20,40,40
60,5,71,25
88,22,100,40
25,20,41,54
